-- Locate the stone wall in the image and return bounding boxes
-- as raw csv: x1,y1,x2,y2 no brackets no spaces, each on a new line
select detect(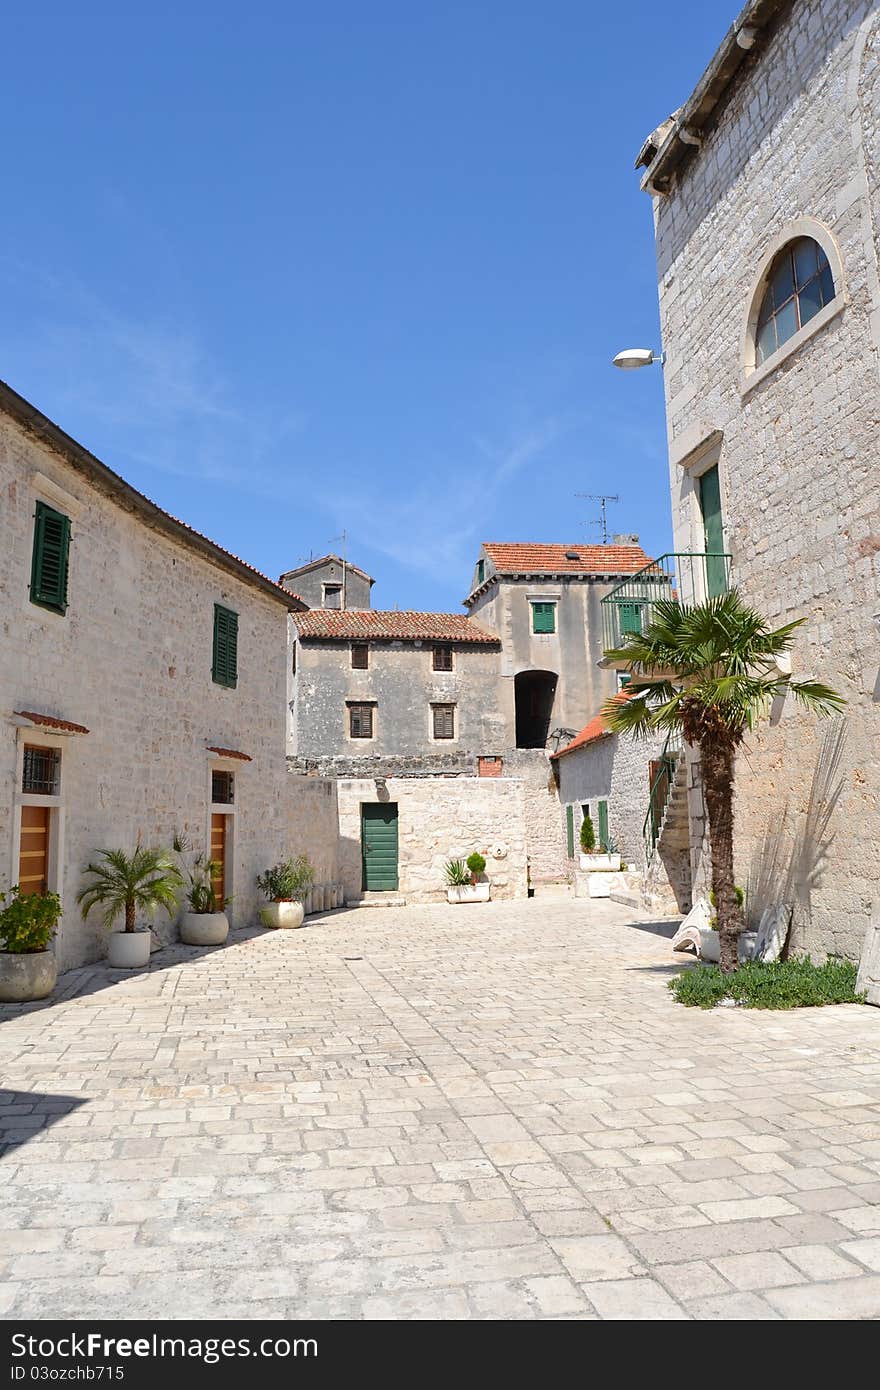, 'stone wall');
501,749,568,884
649,0,880,959
0,411,339,971
336,776,528,905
